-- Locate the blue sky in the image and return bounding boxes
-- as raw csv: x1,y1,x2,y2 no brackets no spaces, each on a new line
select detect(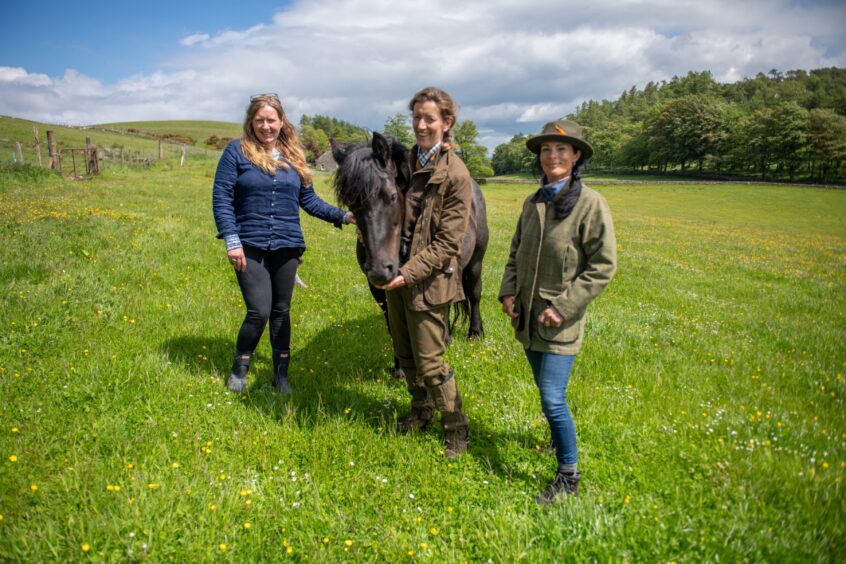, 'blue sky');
2,0,844,151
